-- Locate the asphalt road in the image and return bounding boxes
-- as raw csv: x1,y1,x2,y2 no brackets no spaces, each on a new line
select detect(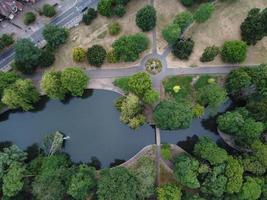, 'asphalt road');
0,0,98,69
